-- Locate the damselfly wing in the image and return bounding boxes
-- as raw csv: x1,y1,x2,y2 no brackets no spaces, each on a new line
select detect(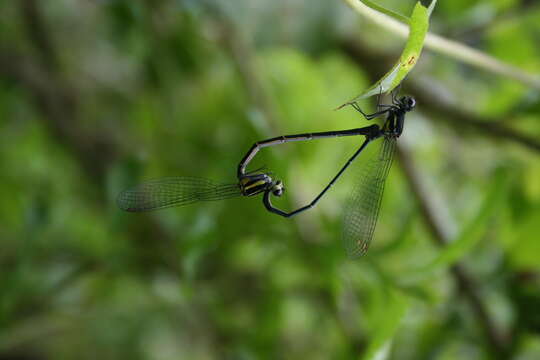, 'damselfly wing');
342,135,396,258
117,177,242,212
